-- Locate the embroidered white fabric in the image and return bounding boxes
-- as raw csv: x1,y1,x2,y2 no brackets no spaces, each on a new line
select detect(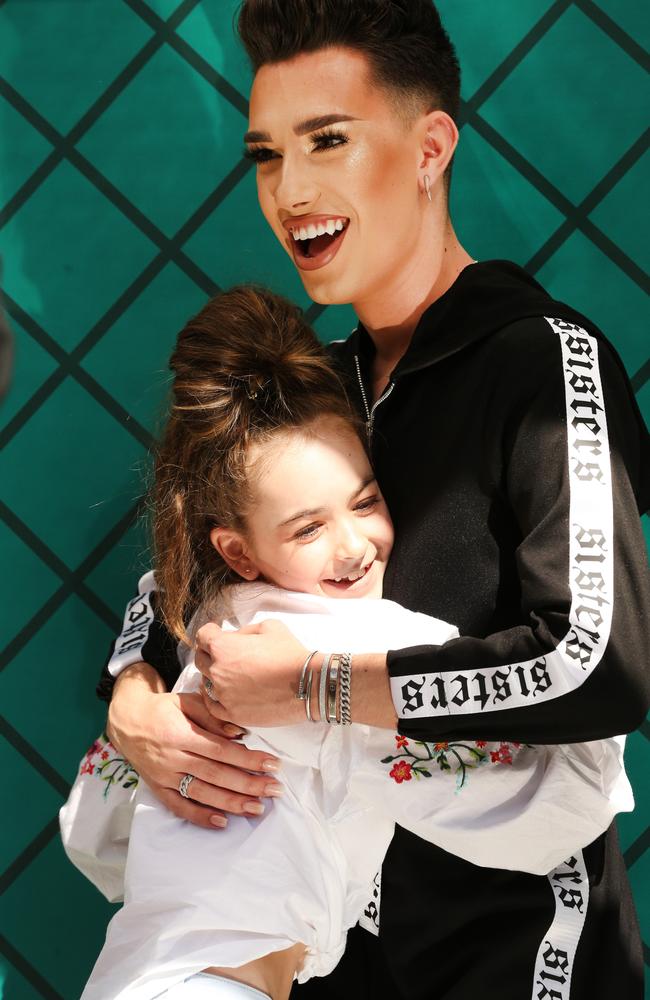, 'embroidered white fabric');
82,584,632,1000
